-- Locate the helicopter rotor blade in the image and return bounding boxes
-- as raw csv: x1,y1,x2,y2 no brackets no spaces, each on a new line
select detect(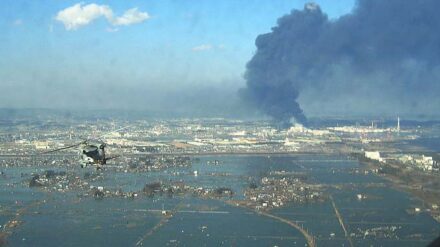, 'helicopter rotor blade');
39,141,86,154
104,155,120,161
